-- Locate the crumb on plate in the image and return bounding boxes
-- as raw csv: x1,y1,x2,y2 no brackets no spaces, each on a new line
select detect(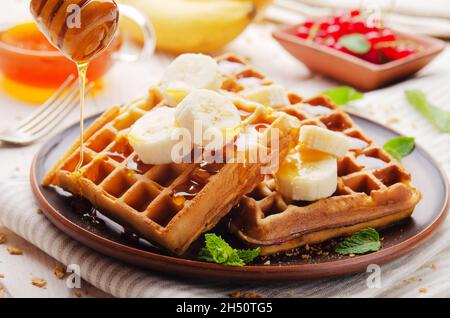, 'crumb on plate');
387,117,399,123
7,246,23,255
74,290,83,298
419,287,428,293
0,233,6,244
53,265,66,280
31,277,47,288
229,291,264,298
